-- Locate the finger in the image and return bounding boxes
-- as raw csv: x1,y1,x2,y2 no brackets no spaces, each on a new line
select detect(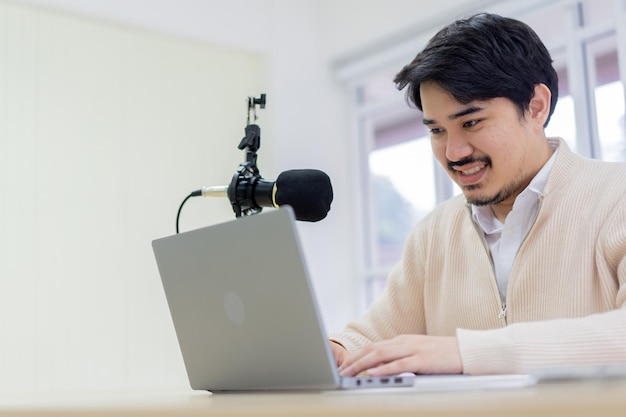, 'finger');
337,343,379,375
329,343,343,366
338,337,414,374
340,344,412,377
366,356,416,376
